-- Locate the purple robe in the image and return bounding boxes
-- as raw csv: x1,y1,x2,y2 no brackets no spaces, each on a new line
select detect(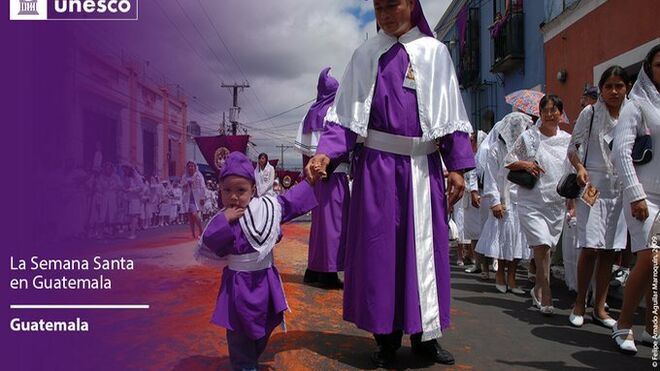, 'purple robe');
203,181,317,340
308,171,349,272
316,43,474,334
302,68,349,273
